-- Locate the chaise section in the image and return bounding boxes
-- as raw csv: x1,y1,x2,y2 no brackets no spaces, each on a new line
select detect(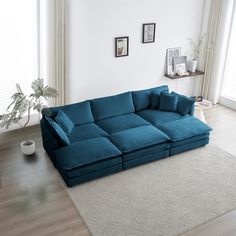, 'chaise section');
109,125,170,169
156,117,212,155
55,137,122,187
137,109,189,126
96,113,150,134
